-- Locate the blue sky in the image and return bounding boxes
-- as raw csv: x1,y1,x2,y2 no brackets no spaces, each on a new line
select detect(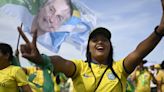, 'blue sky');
83,0,164,65
0,0,163,66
